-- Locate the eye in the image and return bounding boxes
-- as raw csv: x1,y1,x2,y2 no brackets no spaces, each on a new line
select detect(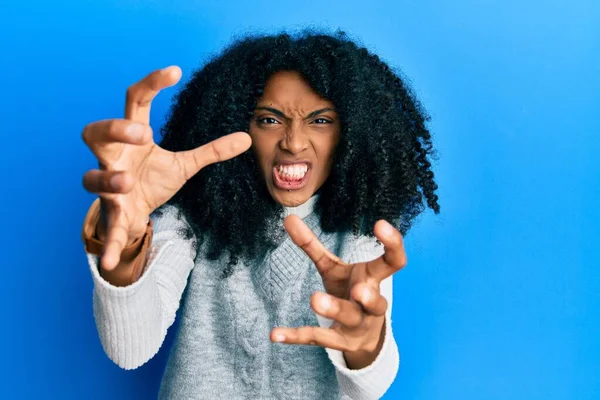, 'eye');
311,118,332,124
257,117,280,125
